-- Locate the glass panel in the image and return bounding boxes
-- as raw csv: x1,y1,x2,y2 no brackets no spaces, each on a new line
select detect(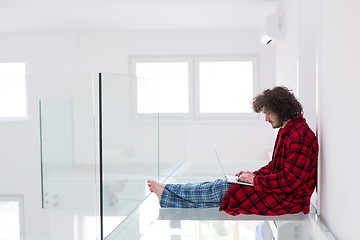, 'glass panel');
100,73,159,238
199,61,253,113
157,78,187,182
40,99,74,194
157,120,187,182
136,62,189,113
37,72,100,240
